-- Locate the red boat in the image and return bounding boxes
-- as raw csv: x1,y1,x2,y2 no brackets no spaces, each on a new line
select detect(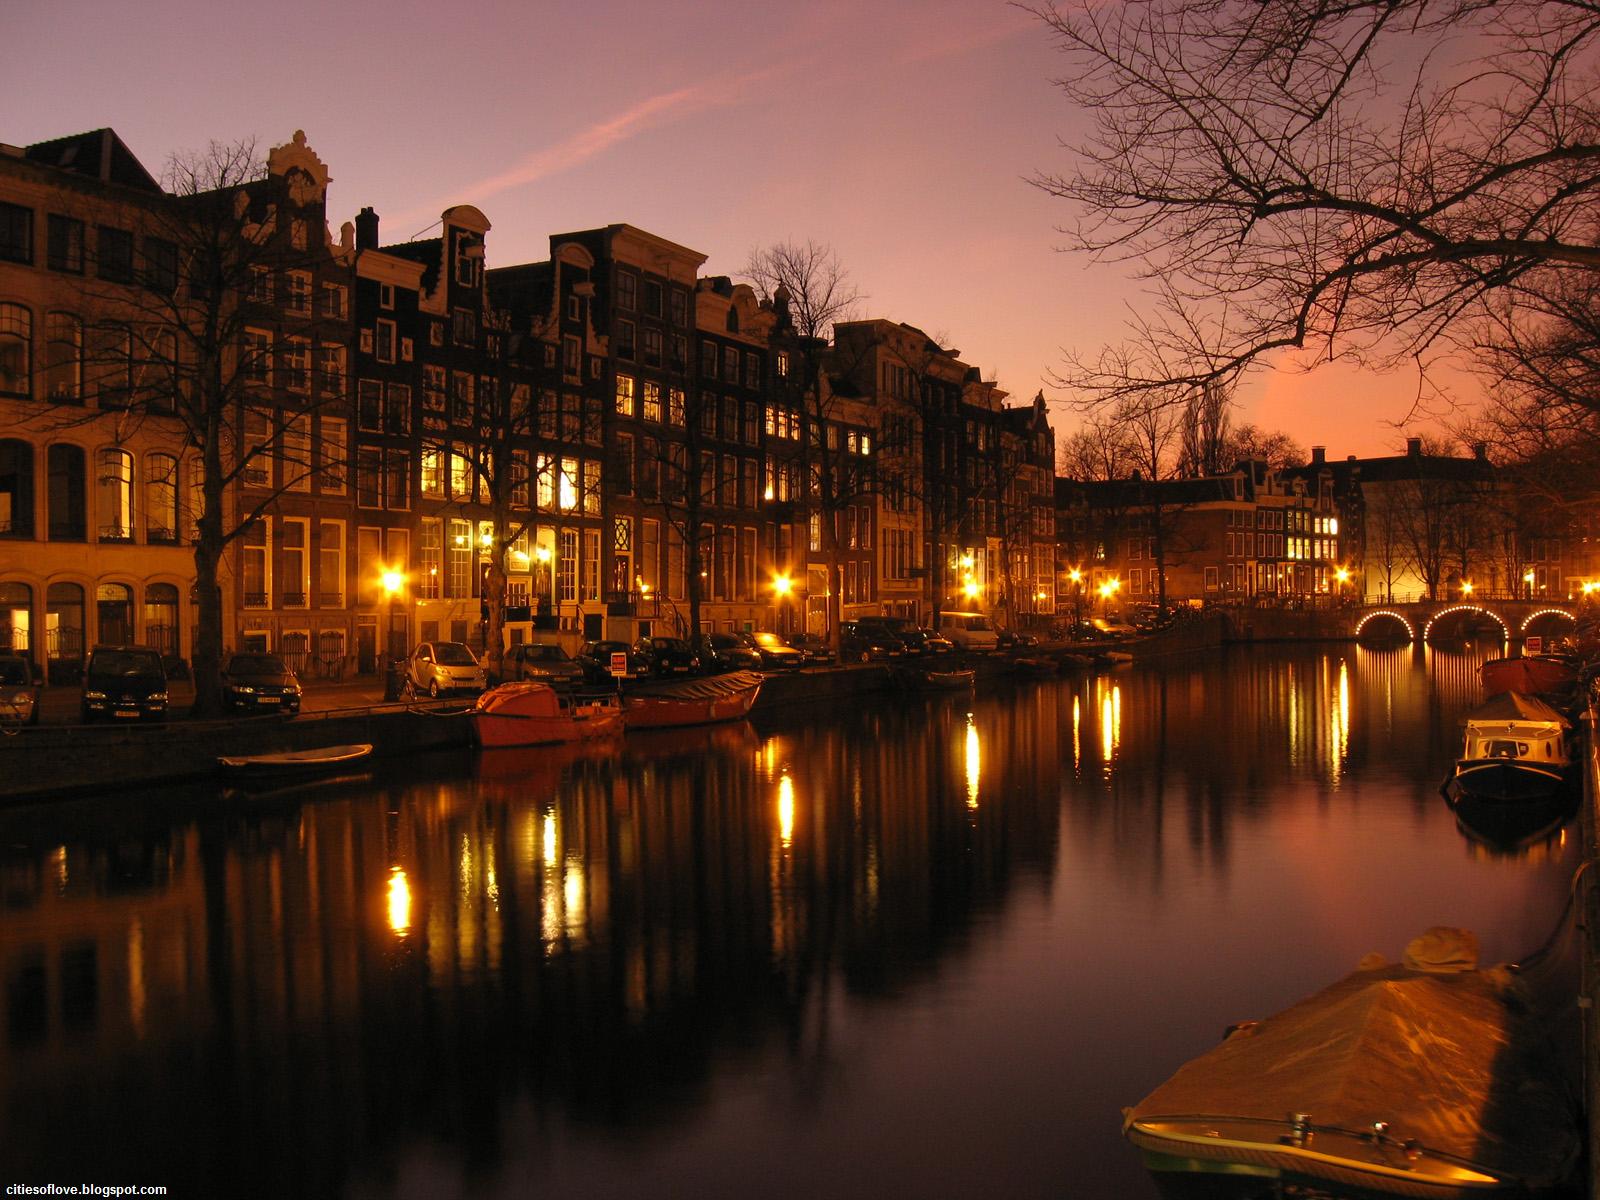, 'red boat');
472,682,623,748
621,670,763,729
1479,655,1576,701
